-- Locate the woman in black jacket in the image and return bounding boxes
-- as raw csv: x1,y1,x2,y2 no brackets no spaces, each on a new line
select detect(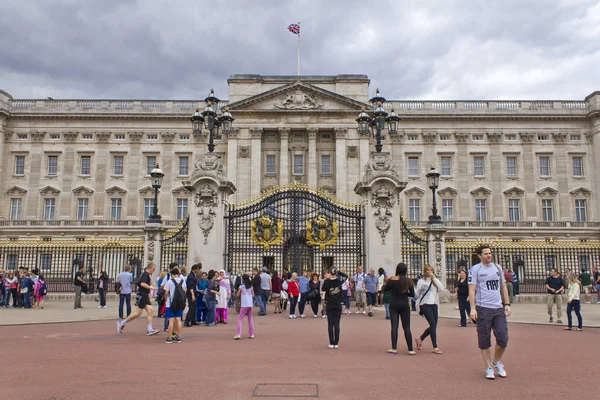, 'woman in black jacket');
308,272,321,317
456,269,475,327
322,268,344,349
97,271,109,309
383,263,415,355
